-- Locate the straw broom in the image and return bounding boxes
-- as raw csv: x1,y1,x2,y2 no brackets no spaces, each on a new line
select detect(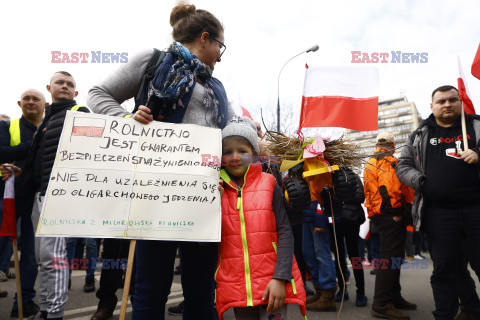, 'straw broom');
264,131,366,169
